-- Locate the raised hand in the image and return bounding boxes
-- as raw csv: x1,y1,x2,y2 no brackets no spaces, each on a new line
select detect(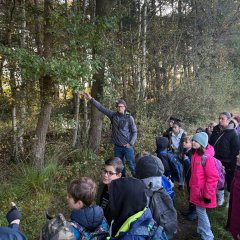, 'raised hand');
82,91,92,100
